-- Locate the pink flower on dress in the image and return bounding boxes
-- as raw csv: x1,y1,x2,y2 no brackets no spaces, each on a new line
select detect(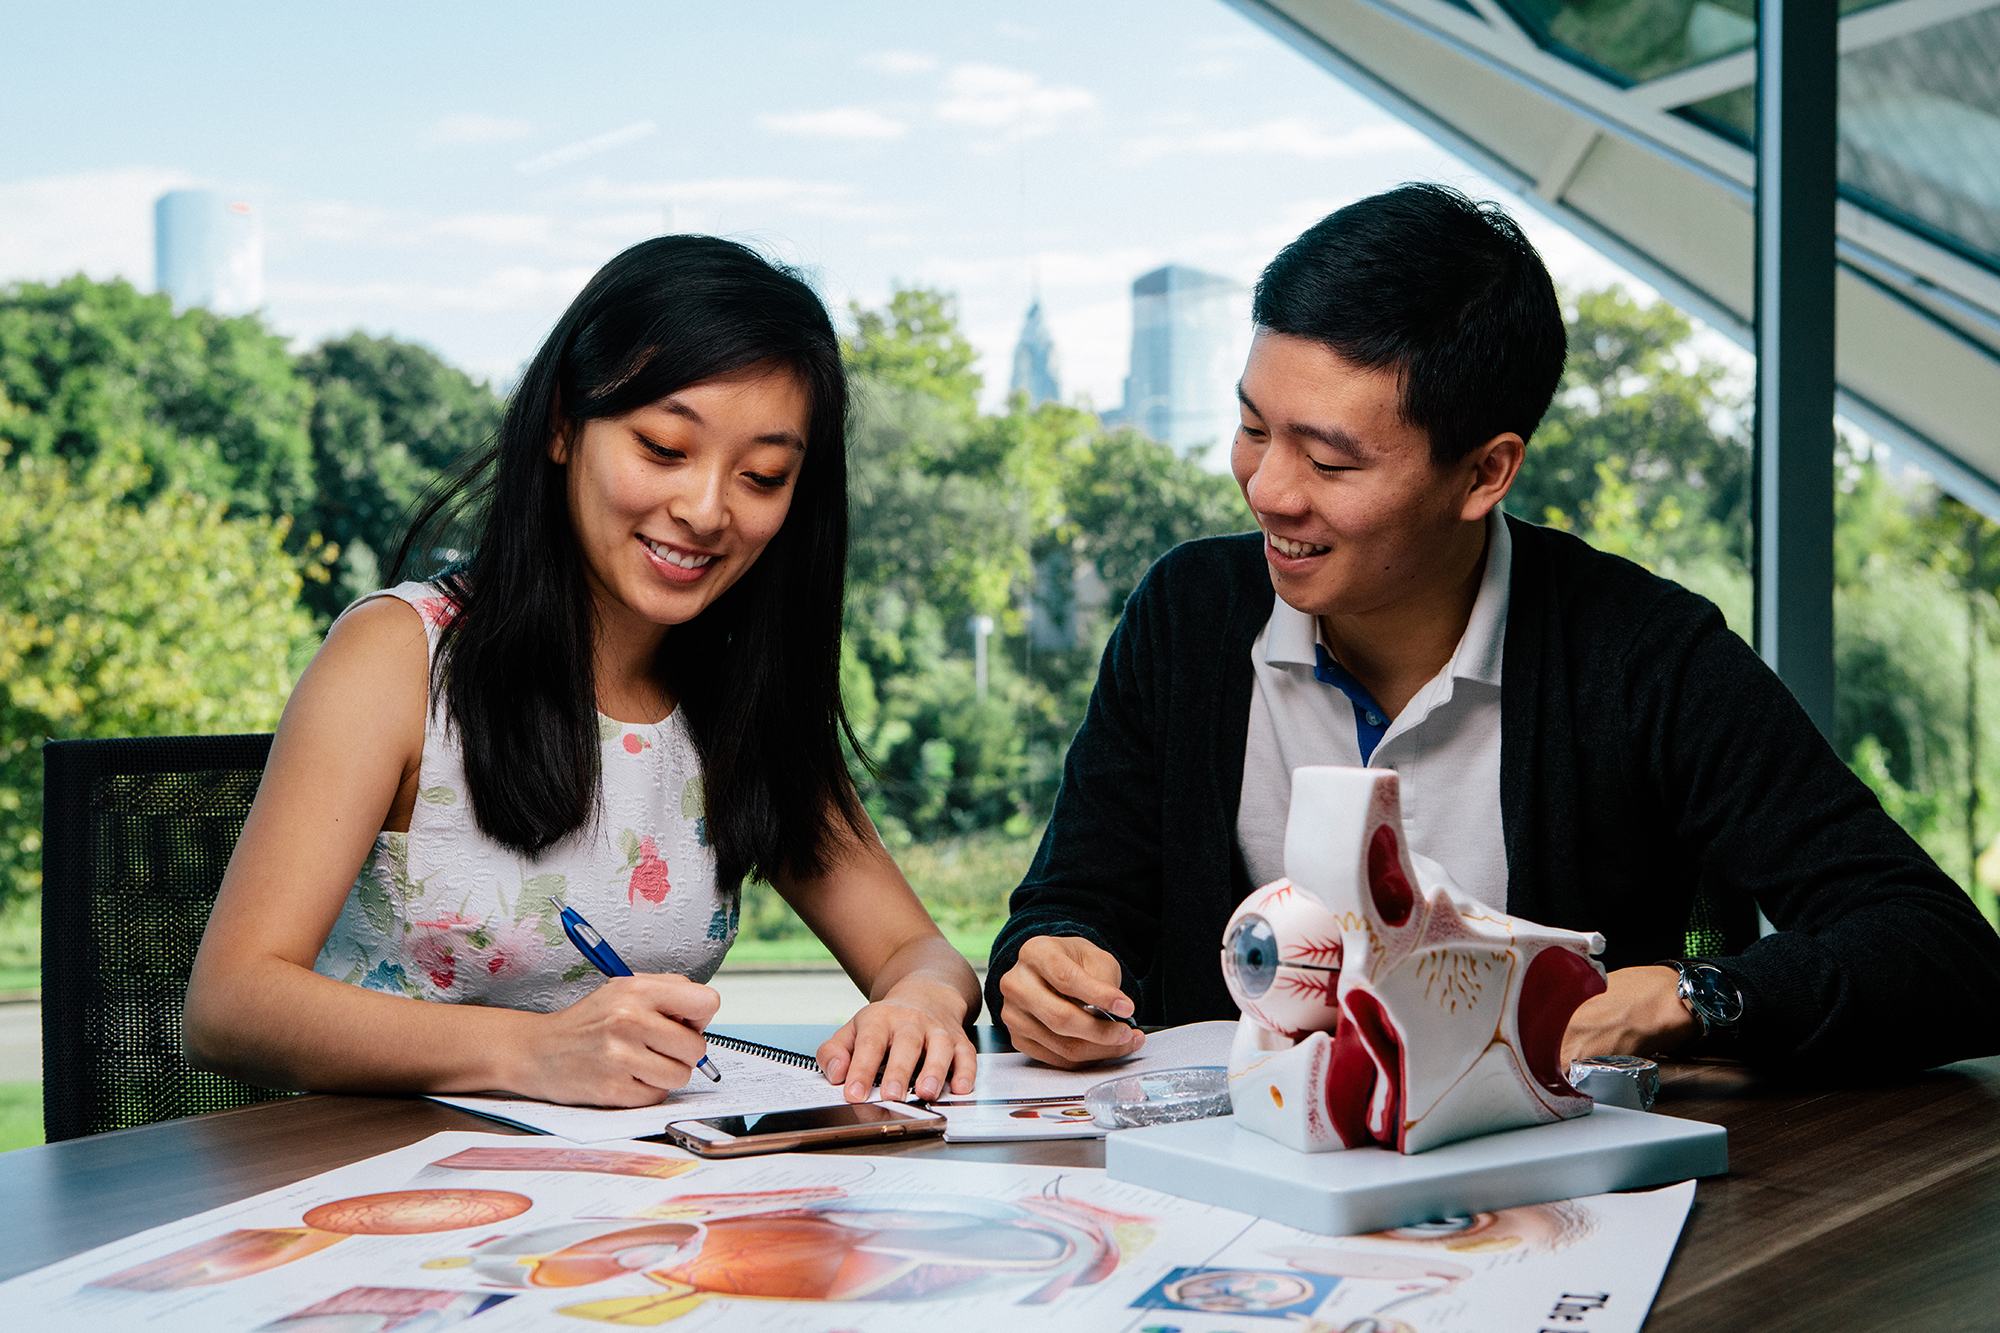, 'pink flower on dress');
628,836,672,906
413,595,460,629
480,920,549,979
412,932,457,991
621,733,649,754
